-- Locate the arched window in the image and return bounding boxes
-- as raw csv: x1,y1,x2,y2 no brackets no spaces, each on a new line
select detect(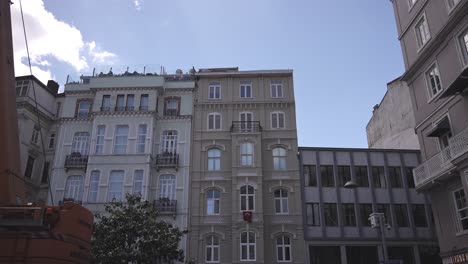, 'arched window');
88,171,100,202
64,175,83,201
207,189,221,215
161,130,178,154
240,143,254,167
240,231,256,261
240,185,254,211
71,132,90,154
206,235,220,263
208,113,221,130
276,235,291,262
273,147,287,170
208,148,221,171
274,189,288,214
159,174,176,200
